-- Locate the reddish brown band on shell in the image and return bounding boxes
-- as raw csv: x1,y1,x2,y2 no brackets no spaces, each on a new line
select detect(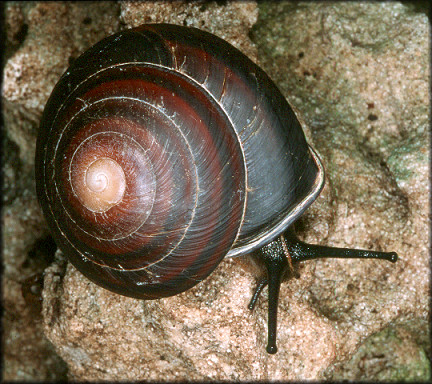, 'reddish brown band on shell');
36,24,321,299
